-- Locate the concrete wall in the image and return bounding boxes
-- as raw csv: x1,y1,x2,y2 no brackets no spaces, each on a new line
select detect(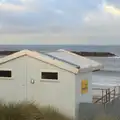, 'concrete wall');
79,97,120,120
0,56,27,102
26,56,76,118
